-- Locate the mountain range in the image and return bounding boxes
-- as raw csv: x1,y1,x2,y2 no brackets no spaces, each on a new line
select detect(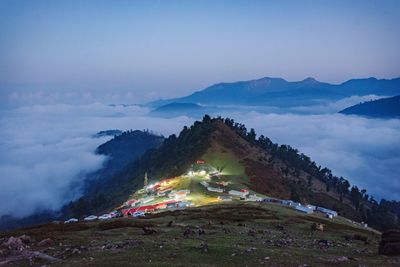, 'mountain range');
149,77,400,109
